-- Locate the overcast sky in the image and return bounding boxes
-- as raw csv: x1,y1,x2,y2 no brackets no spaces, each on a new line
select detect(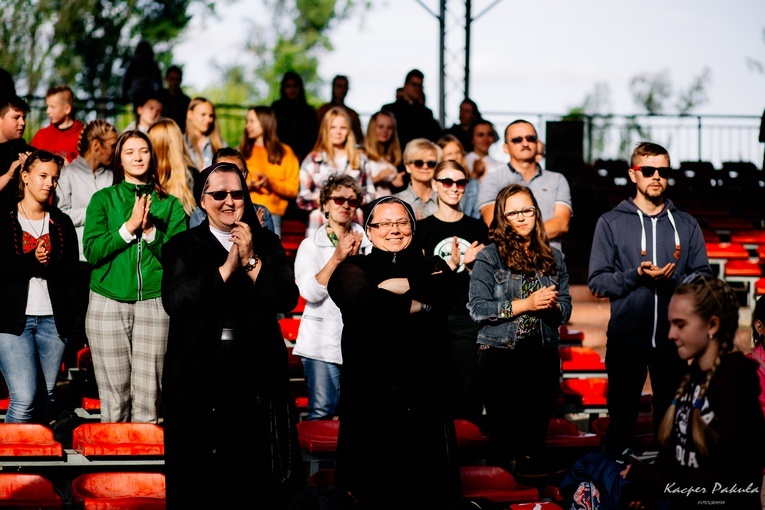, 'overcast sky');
174,0,765,128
